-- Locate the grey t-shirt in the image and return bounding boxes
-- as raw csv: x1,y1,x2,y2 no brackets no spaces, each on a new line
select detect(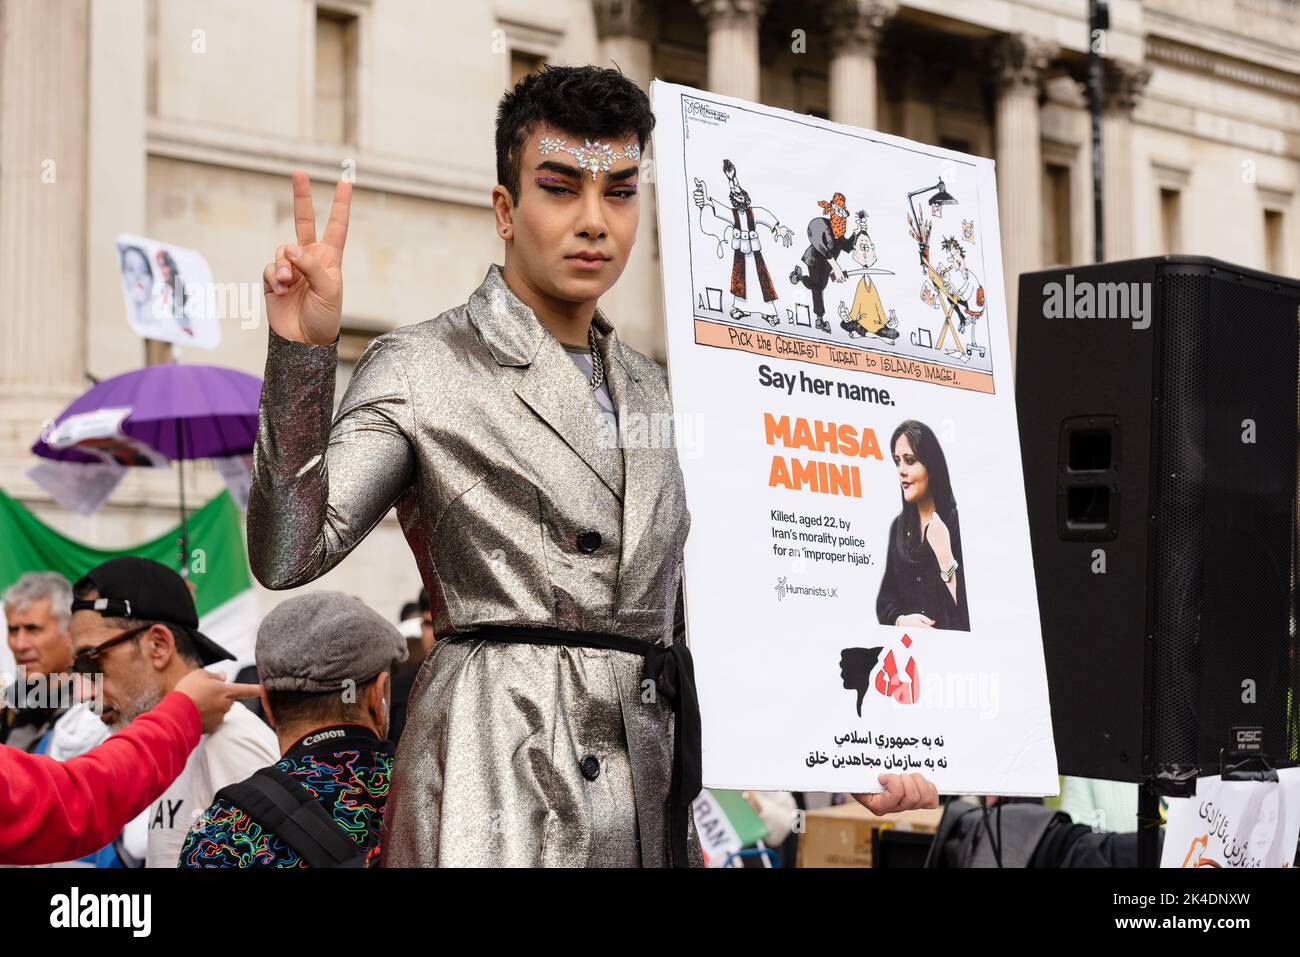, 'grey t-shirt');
563,344,619,448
